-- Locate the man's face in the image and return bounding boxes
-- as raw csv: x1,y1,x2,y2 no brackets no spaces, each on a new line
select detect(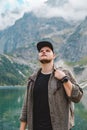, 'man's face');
38,46,55,64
